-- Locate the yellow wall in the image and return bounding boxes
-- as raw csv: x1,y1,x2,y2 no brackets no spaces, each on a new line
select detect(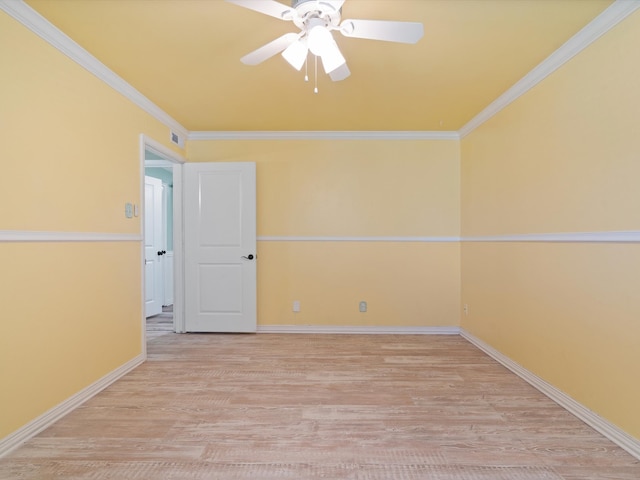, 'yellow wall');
461,10,640,438
4,0,639,451
0,11,183,438
188,140,461,327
